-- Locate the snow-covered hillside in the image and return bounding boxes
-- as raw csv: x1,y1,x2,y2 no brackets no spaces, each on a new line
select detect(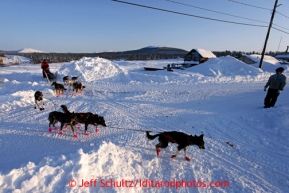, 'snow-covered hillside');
16,48,44,53
0,57,288,193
